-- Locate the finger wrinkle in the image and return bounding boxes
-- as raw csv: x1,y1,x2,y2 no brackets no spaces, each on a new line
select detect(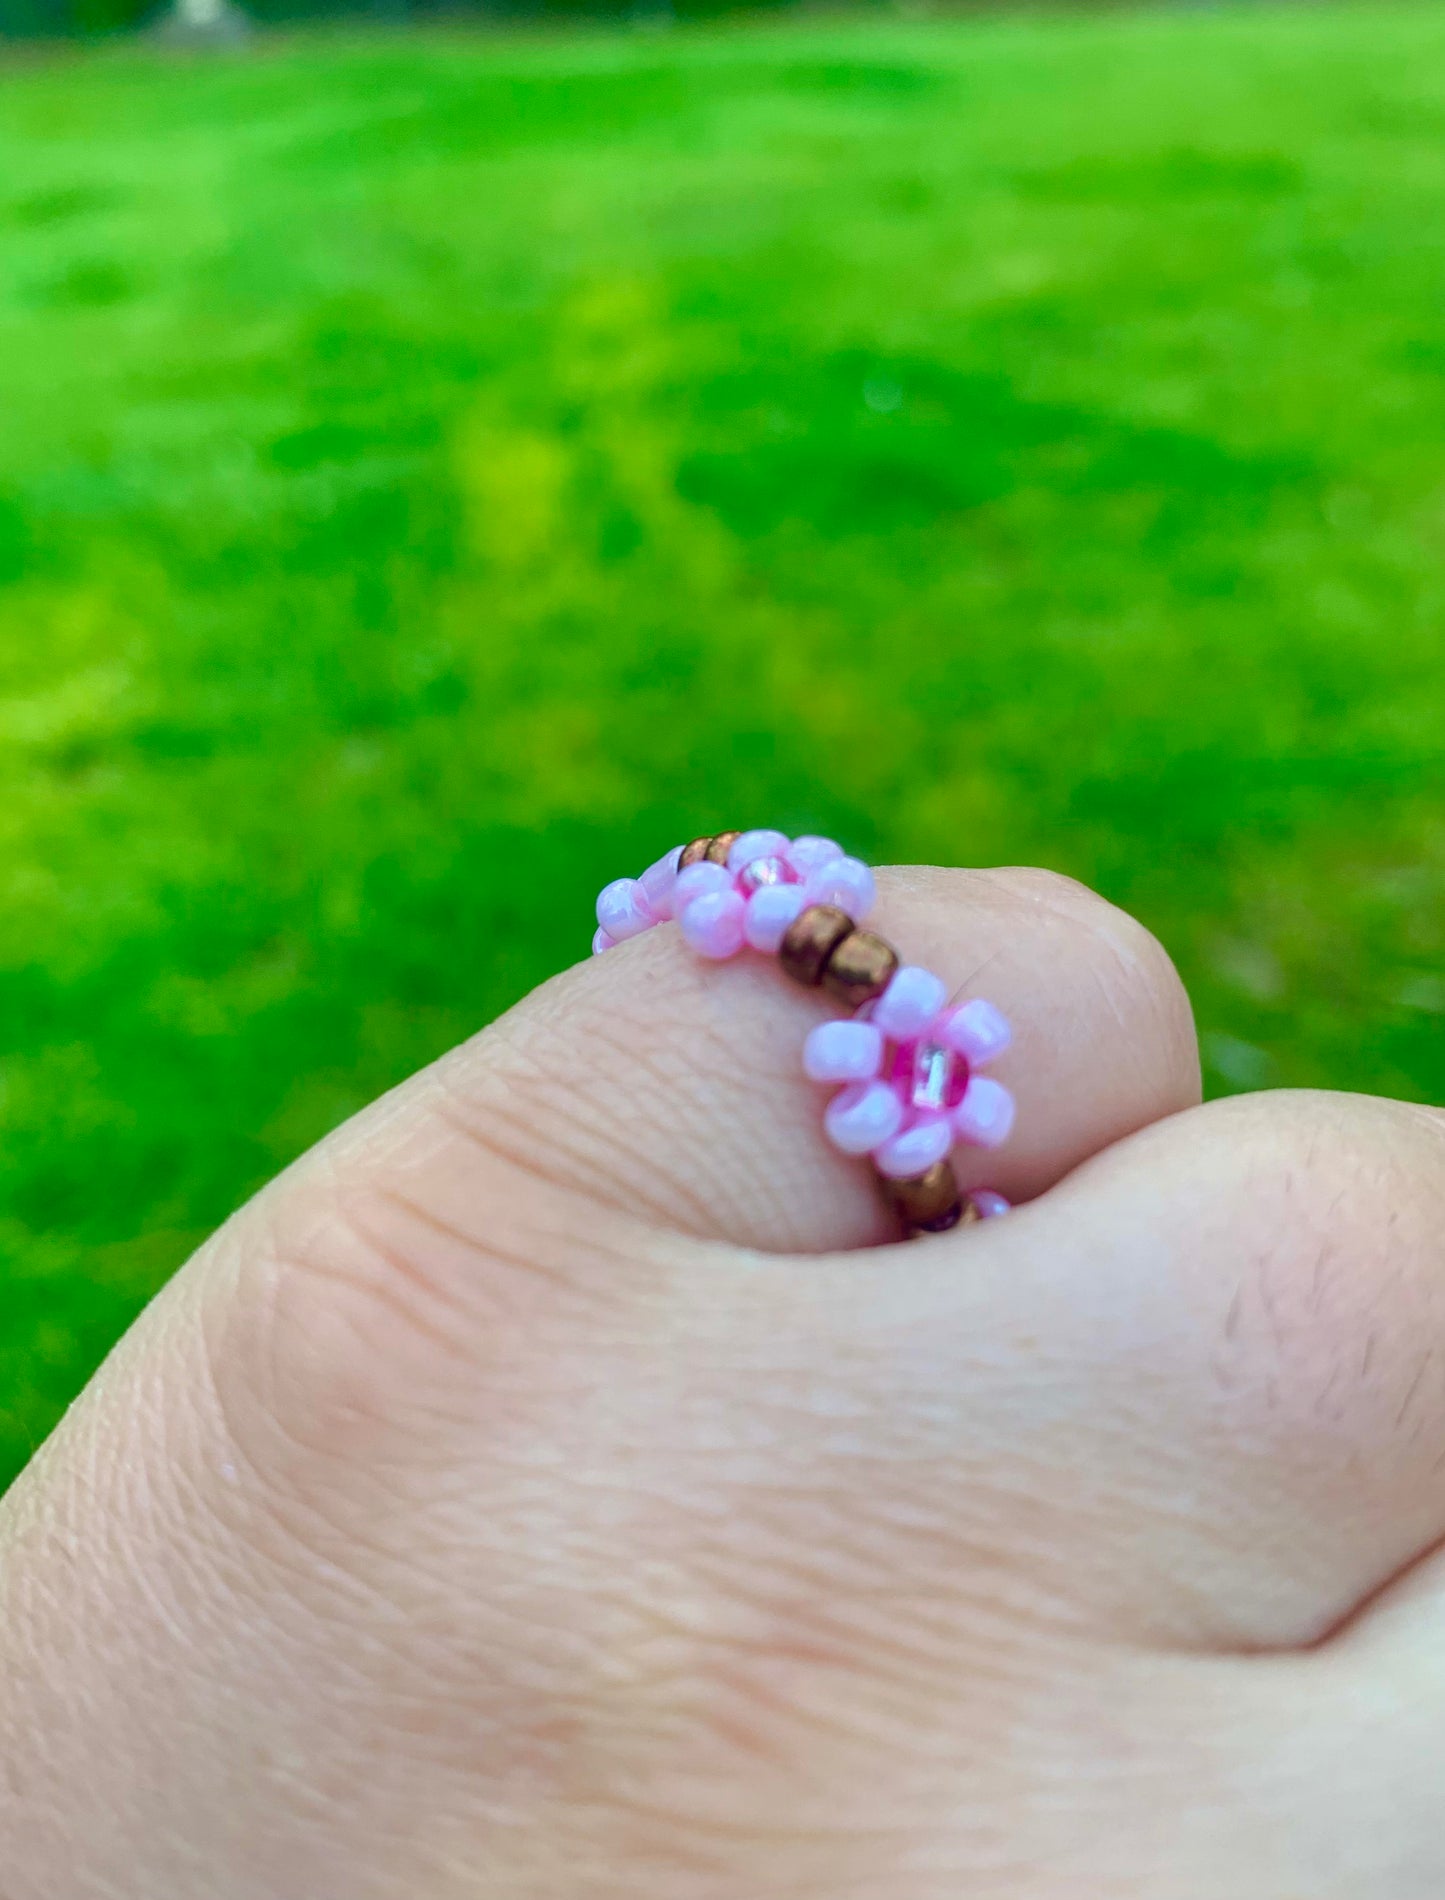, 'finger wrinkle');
430,1063,706,1234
